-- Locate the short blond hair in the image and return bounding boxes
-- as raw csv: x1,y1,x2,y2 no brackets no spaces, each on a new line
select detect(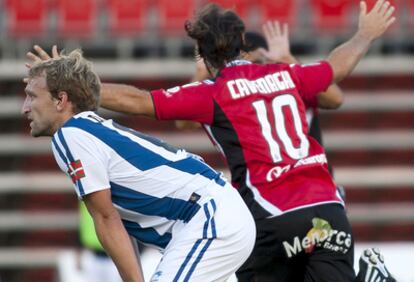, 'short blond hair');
29,49,101,113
